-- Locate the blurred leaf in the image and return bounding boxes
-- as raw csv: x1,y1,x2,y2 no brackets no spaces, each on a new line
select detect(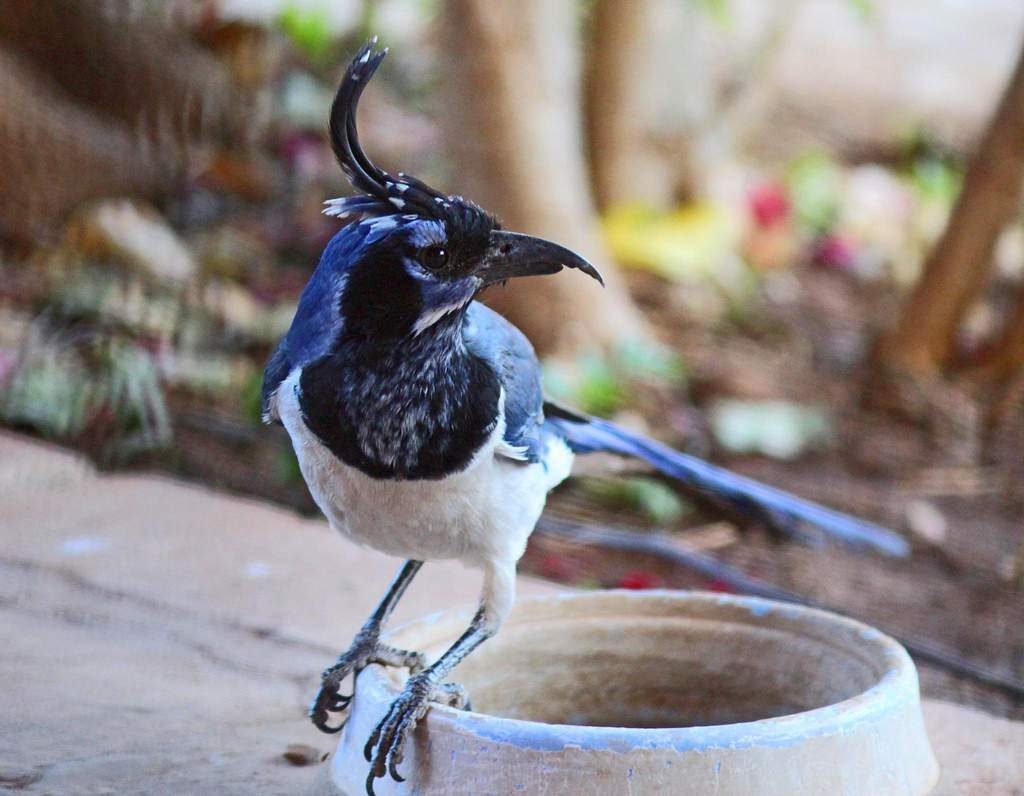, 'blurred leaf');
94,339,172,459
584,476,690,526
162,351,248,396
910,158,962,206
67,200,197,286
278,4,334,61
577,354,627,416
539,360,575,406
603,202,740,281
1,331,170,458
710,400,832,460
544,340,688,417
691,0,731,26
0,346,92,438
615,338,686,387
242,370,266,424
846,0,875,19
542,355,625,417
786,151,843,233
